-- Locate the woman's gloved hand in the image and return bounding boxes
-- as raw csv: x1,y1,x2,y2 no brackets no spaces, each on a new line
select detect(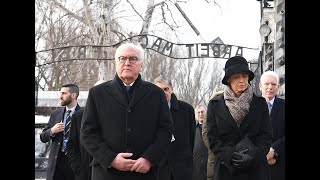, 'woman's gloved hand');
231,151,253,169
